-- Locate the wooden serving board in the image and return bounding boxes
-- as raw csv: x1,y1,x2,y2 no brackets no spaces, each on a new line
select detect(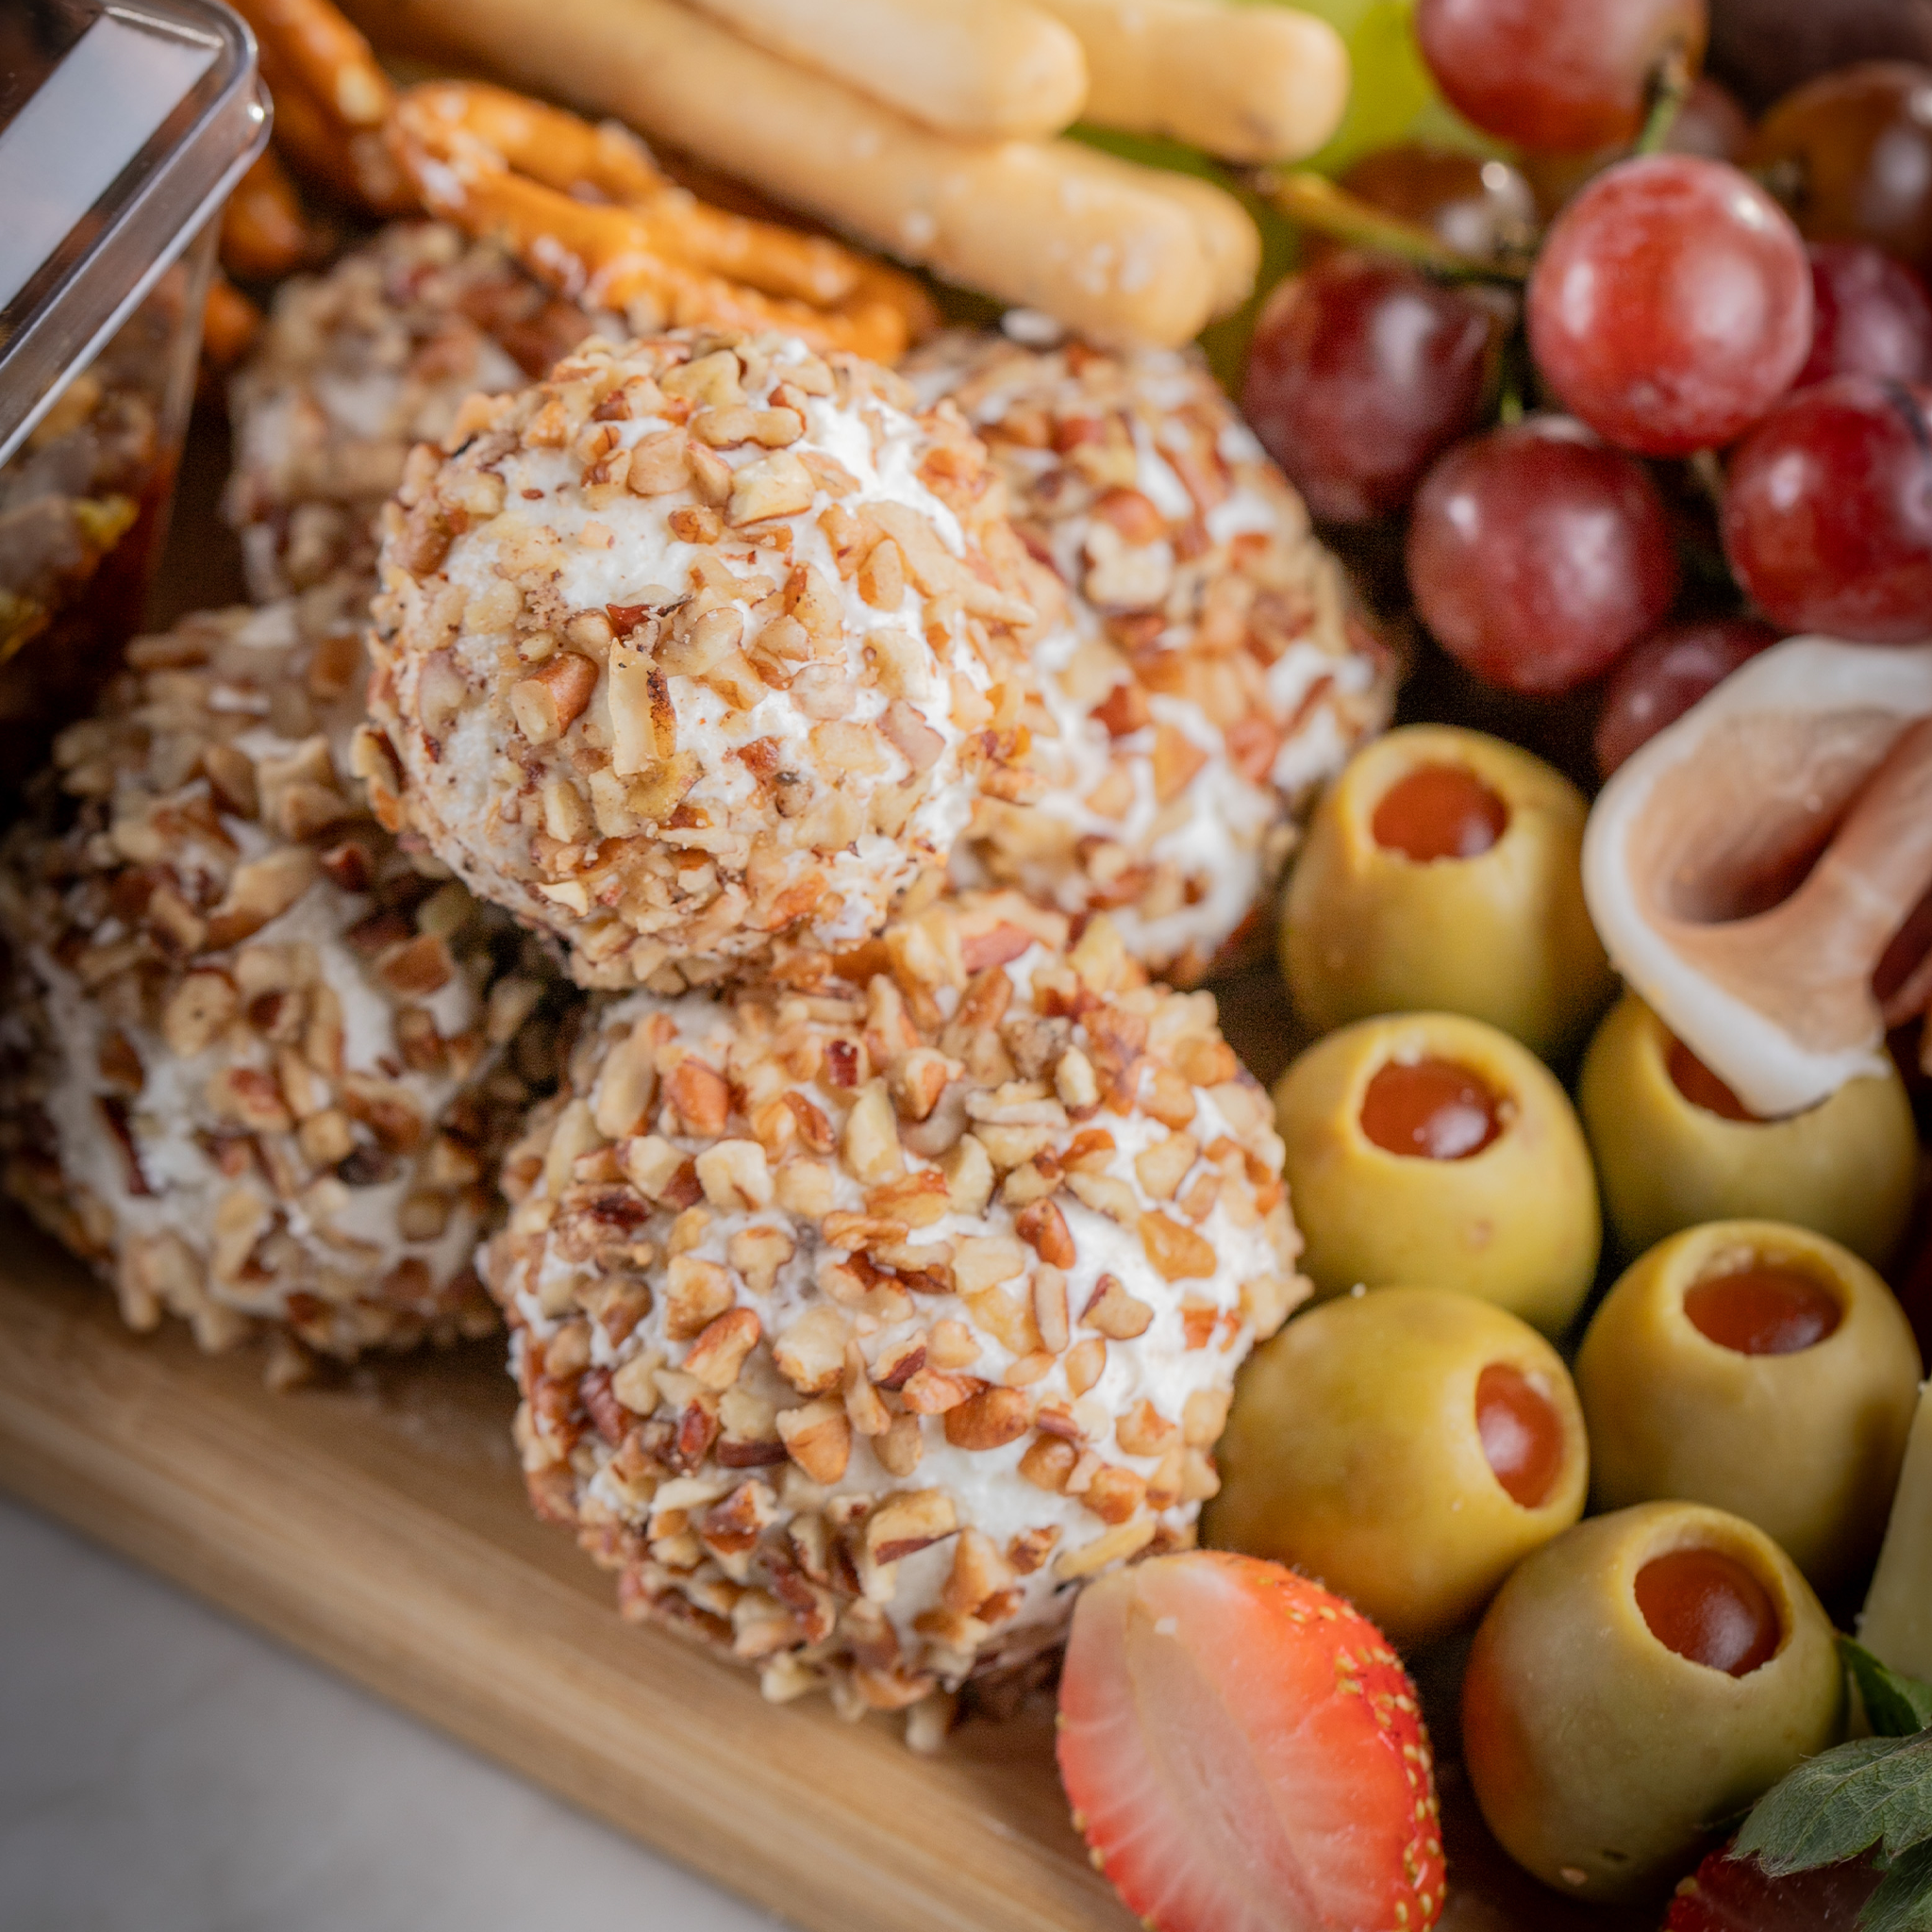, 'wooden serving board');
0,1220,1651,1932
